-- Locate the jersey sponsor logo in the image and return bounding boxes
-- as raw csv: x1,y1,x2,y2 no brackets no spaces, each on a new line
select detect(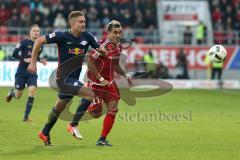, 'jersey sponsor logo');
16,84,20,89
80,40,88,45
49,32,56,38
68,48,84,55
28,45,32,48
66,41,74,45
